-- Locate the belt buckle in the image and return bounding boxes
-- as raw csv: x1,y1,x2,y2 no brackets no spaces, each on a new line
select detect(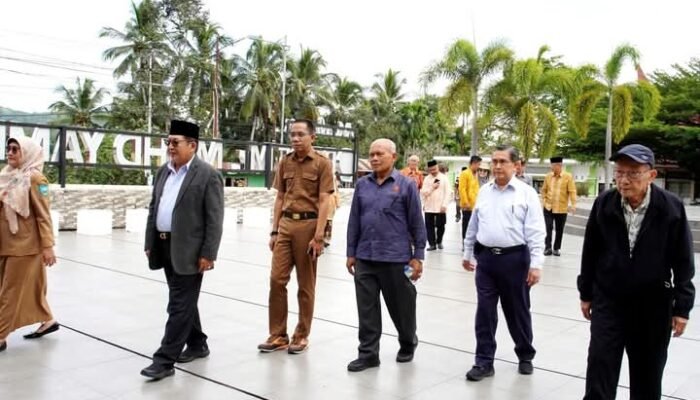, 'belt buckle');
159,232,168,240
491,247,502,255
292,213,301,220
